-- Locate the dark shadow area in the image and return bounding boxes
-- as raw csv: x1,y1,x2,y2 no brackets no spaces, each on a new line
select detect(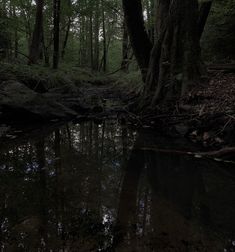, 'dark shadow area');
0,121,235,251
